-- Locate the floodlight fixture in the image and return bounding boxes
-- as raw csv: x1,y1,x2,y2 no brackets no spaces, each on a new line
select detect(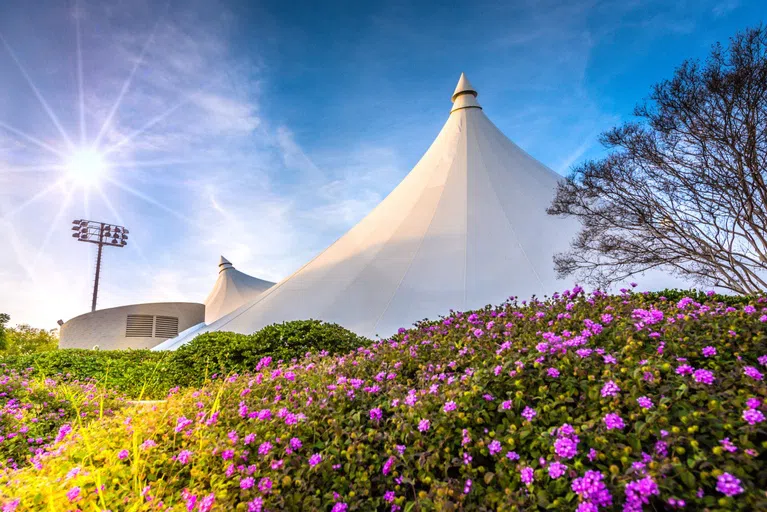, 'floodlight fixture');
69,218,130,312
